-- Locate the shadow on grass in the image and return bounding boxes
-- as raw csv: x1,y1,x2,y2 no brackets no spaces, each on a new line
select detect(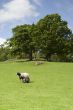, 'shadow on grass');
15,59,30,62
21,80,34,84
29,81,34,83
